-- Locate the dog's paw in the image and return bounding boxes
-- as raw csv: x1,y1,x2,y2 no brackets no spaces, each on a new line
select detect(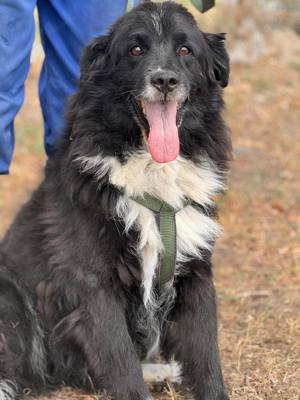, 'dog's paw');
0,379,17,400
